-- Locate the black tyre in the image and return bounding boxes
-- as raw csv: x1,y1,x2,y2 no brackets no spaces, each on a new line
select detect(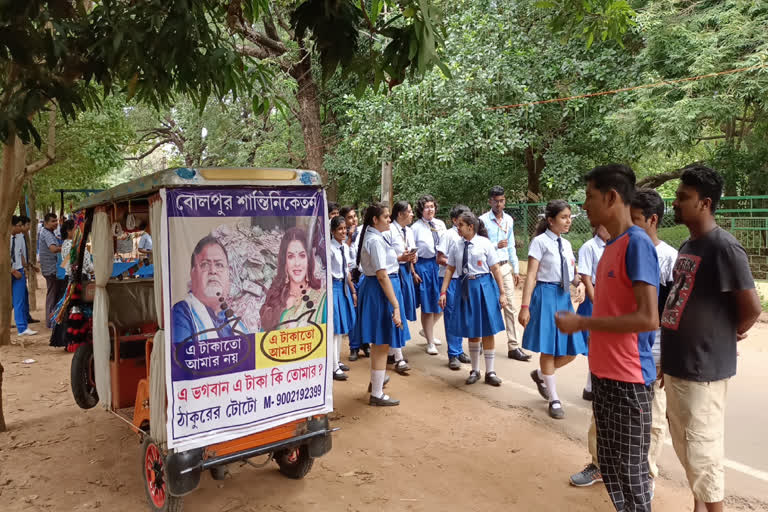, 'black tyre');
275,445,314,479
71,343,98,409
142,437,184,512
